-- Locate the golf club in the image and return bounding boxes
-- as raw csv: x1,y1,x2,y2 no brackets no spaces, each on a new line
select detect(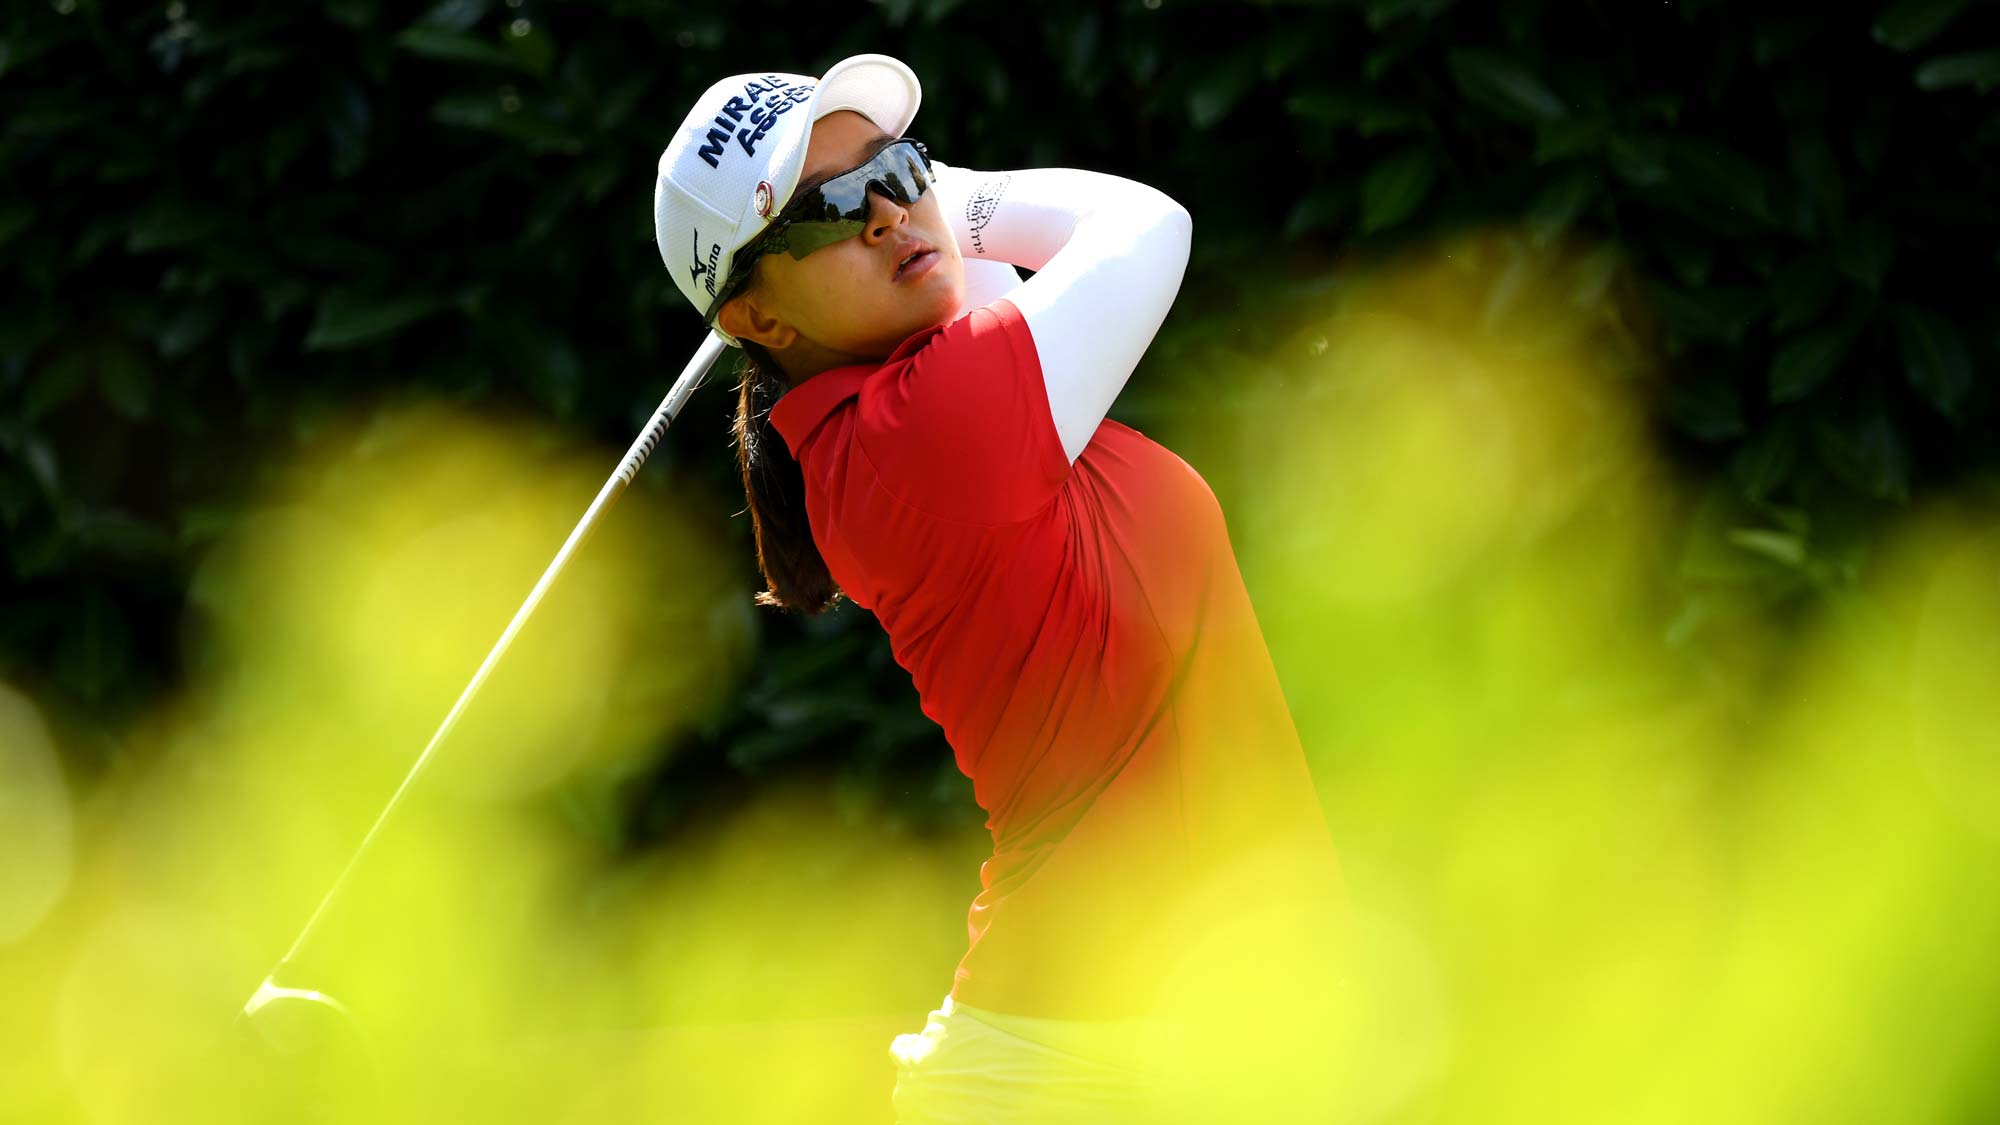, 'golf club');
240,329,731,1030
